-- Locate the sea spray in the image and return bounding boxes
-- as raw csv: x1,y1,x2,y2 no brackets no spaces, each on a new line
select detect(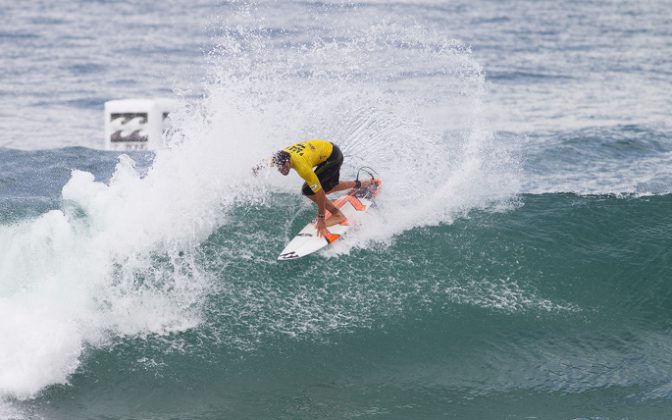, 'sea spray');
205,11,520,254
